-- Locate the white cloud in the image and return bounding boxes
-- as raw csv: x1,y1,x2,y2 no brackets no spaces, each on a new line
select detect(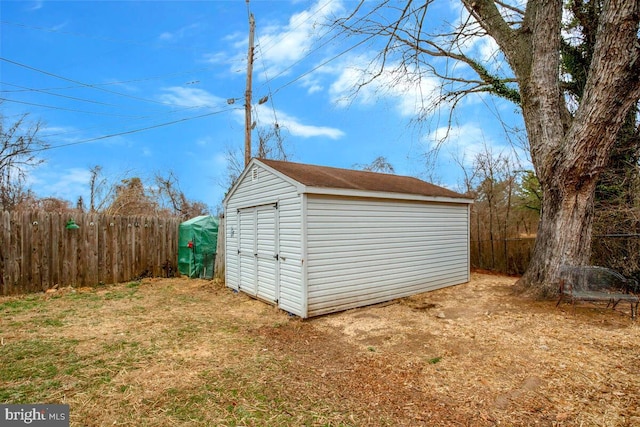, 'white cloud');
424,122,531,174
203,51,231,66
26,1,43,11
205,0,460,124
328,55,441,118
306,82,323,94
28,167,92,202
53,22,70,32
277,112,344,139
477,37,500,63
207,0,345,80
40,125,89,145
41,125,75,136
196,136,214,147
254,0,345,78
428,123,492,165
158,87,226,108
233,103,344,140
254,104,344,139
449,4,512,75
212,152,227,166
157,23,201,42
